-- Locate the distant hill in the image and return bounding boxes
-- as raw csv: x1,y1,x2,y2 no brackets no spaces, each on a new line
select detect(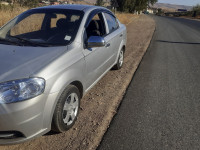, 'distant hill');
152,3,193,12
